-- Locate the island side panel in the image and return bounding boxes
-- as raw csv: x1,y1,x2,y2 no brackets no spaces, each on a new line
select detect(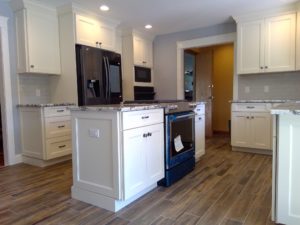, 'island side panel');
71,110,122,200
